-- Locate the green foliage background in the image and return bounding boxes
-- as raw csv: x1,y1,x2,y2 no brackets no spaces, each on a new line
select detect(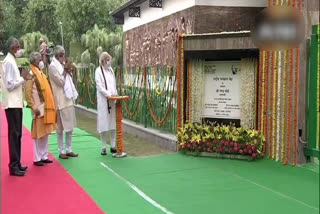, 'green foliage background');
0,0,126,65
